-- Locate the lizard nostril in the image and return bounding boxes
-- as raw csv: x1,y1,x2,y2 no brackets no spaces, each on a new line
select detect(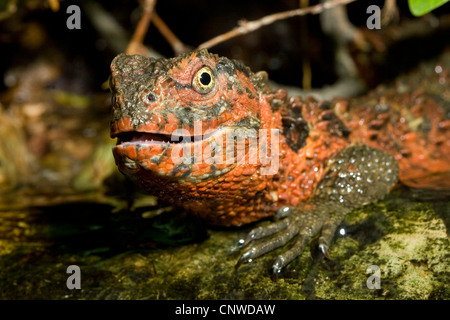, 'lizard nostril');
147,93,156,102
